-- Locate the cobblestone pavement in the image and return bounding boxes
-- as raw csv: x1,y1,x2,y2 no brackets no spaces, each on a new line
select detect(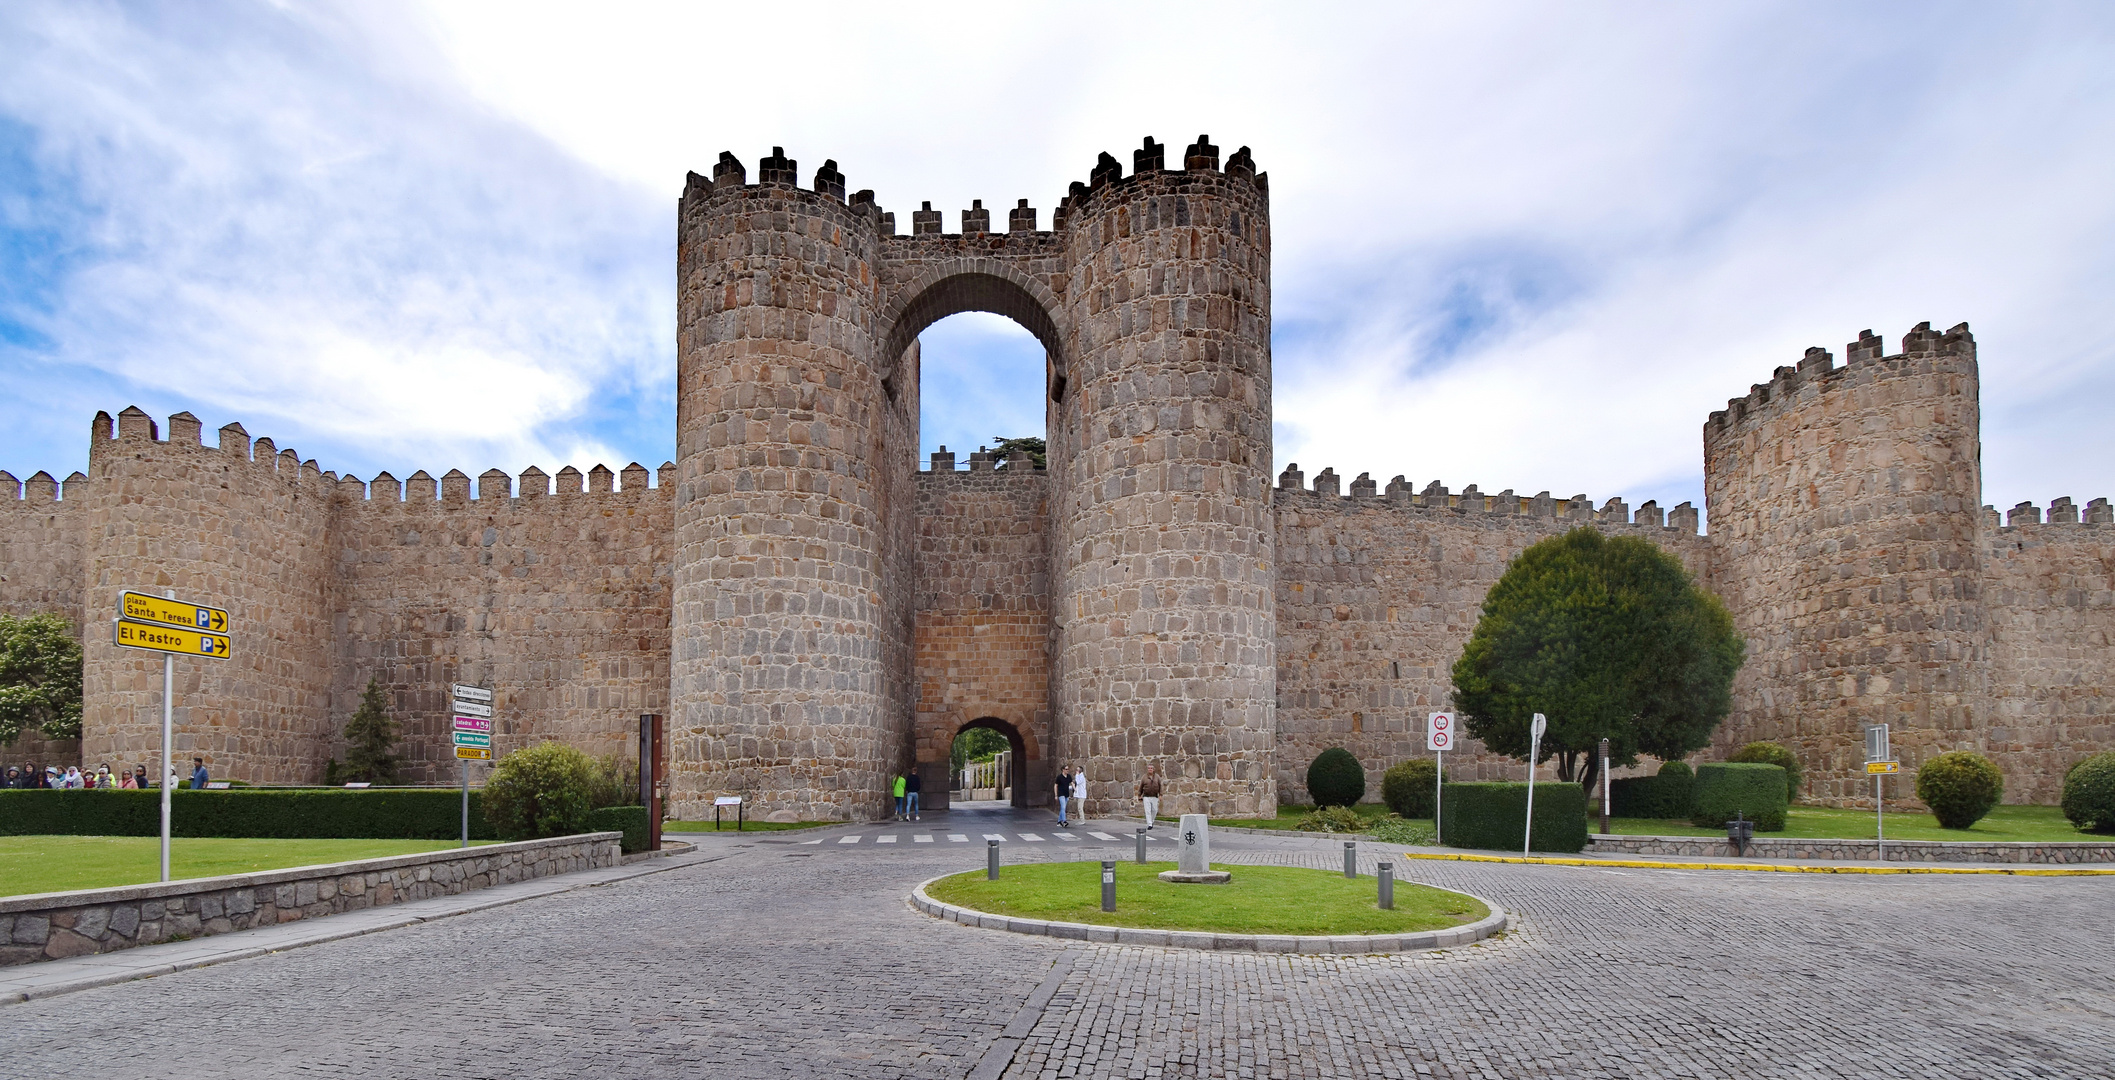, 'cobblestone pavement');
4,810,2111,1079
